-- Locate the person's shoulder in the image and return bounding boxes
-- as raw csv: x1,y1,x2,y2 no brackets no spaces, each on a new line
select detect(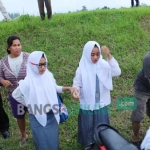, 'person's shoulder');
101,59,109,66
23,52,30,55
23,52,30,57
0,55,8,63
143,51,150,64
99,59,111,70
144,51,150,59
136,69,142,76
147,51,150,54
46,70,53,77
75,66,81,73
